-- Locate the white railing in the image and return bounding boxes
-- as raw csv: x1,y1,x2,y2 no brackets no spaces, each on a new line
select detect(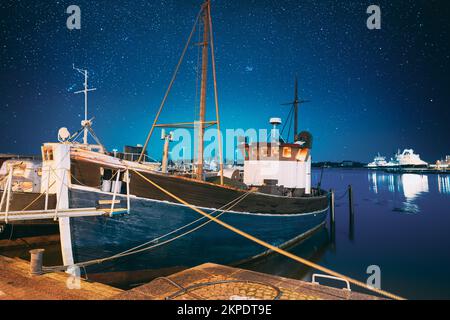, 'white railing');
0,167,13,223
312,274,351,291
